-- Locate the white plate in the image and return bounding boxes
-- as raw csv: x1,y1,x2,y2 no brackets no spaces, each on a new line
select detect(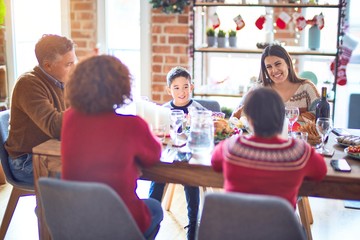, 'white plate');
344,147,360,160
336,135,360,147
